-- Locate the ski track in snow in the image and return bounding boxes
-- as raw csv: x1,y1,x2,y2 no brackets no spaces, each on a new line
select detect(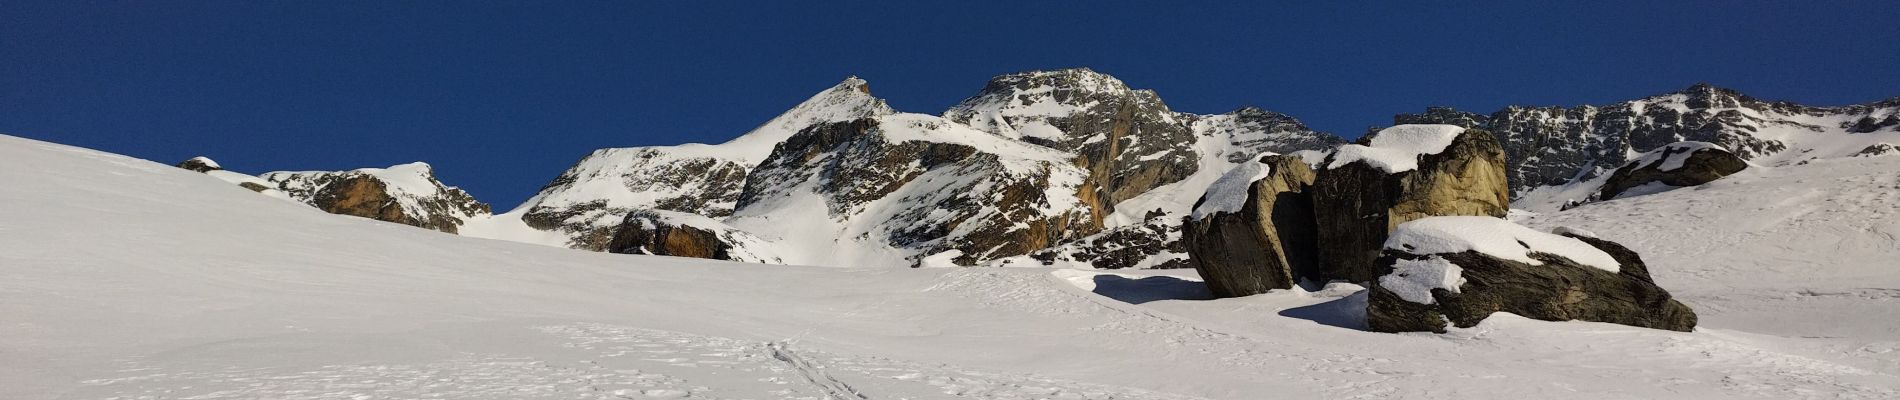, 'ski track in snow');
73,323,1206,400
